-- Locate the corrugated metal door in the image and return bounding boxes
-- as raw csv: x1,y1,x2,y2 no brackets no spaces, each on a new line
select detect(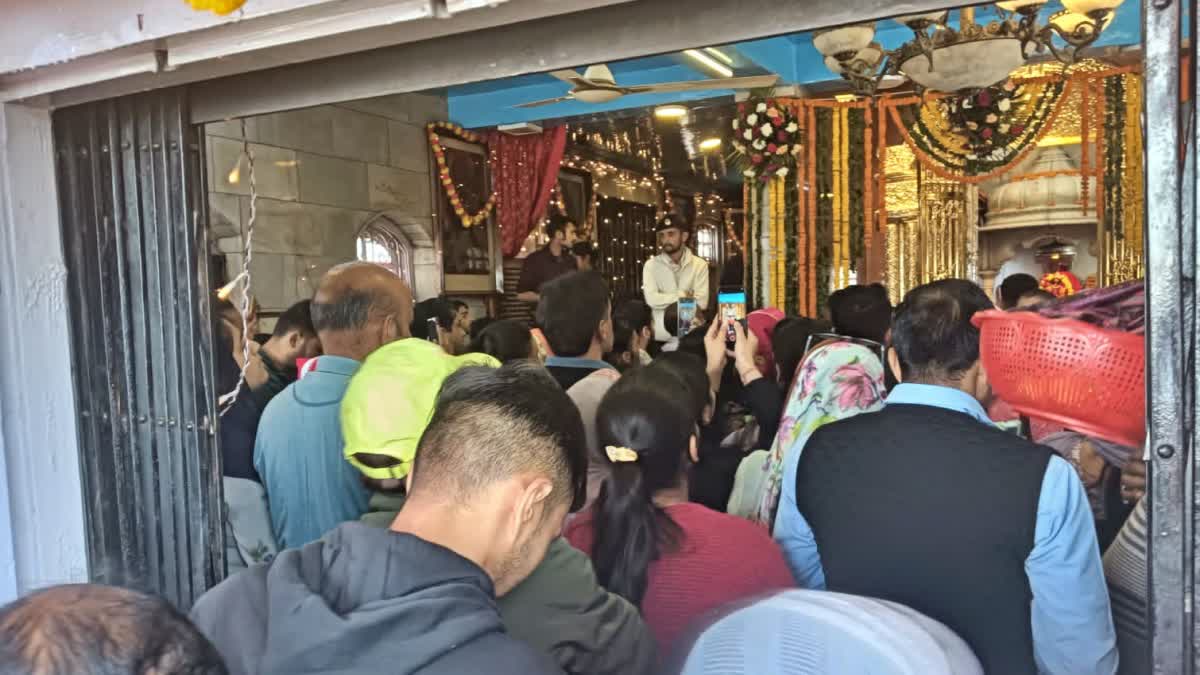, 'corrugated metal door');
52,88,223,609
